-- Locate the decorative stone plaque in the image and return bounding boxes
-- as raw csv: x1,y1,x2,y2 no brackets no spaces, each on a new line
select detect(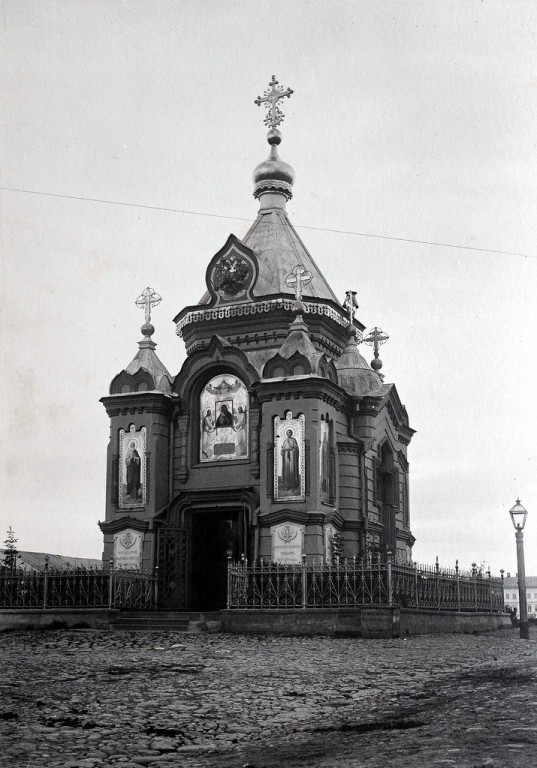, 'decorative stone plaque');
271,523,305,565
113,529,144,570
